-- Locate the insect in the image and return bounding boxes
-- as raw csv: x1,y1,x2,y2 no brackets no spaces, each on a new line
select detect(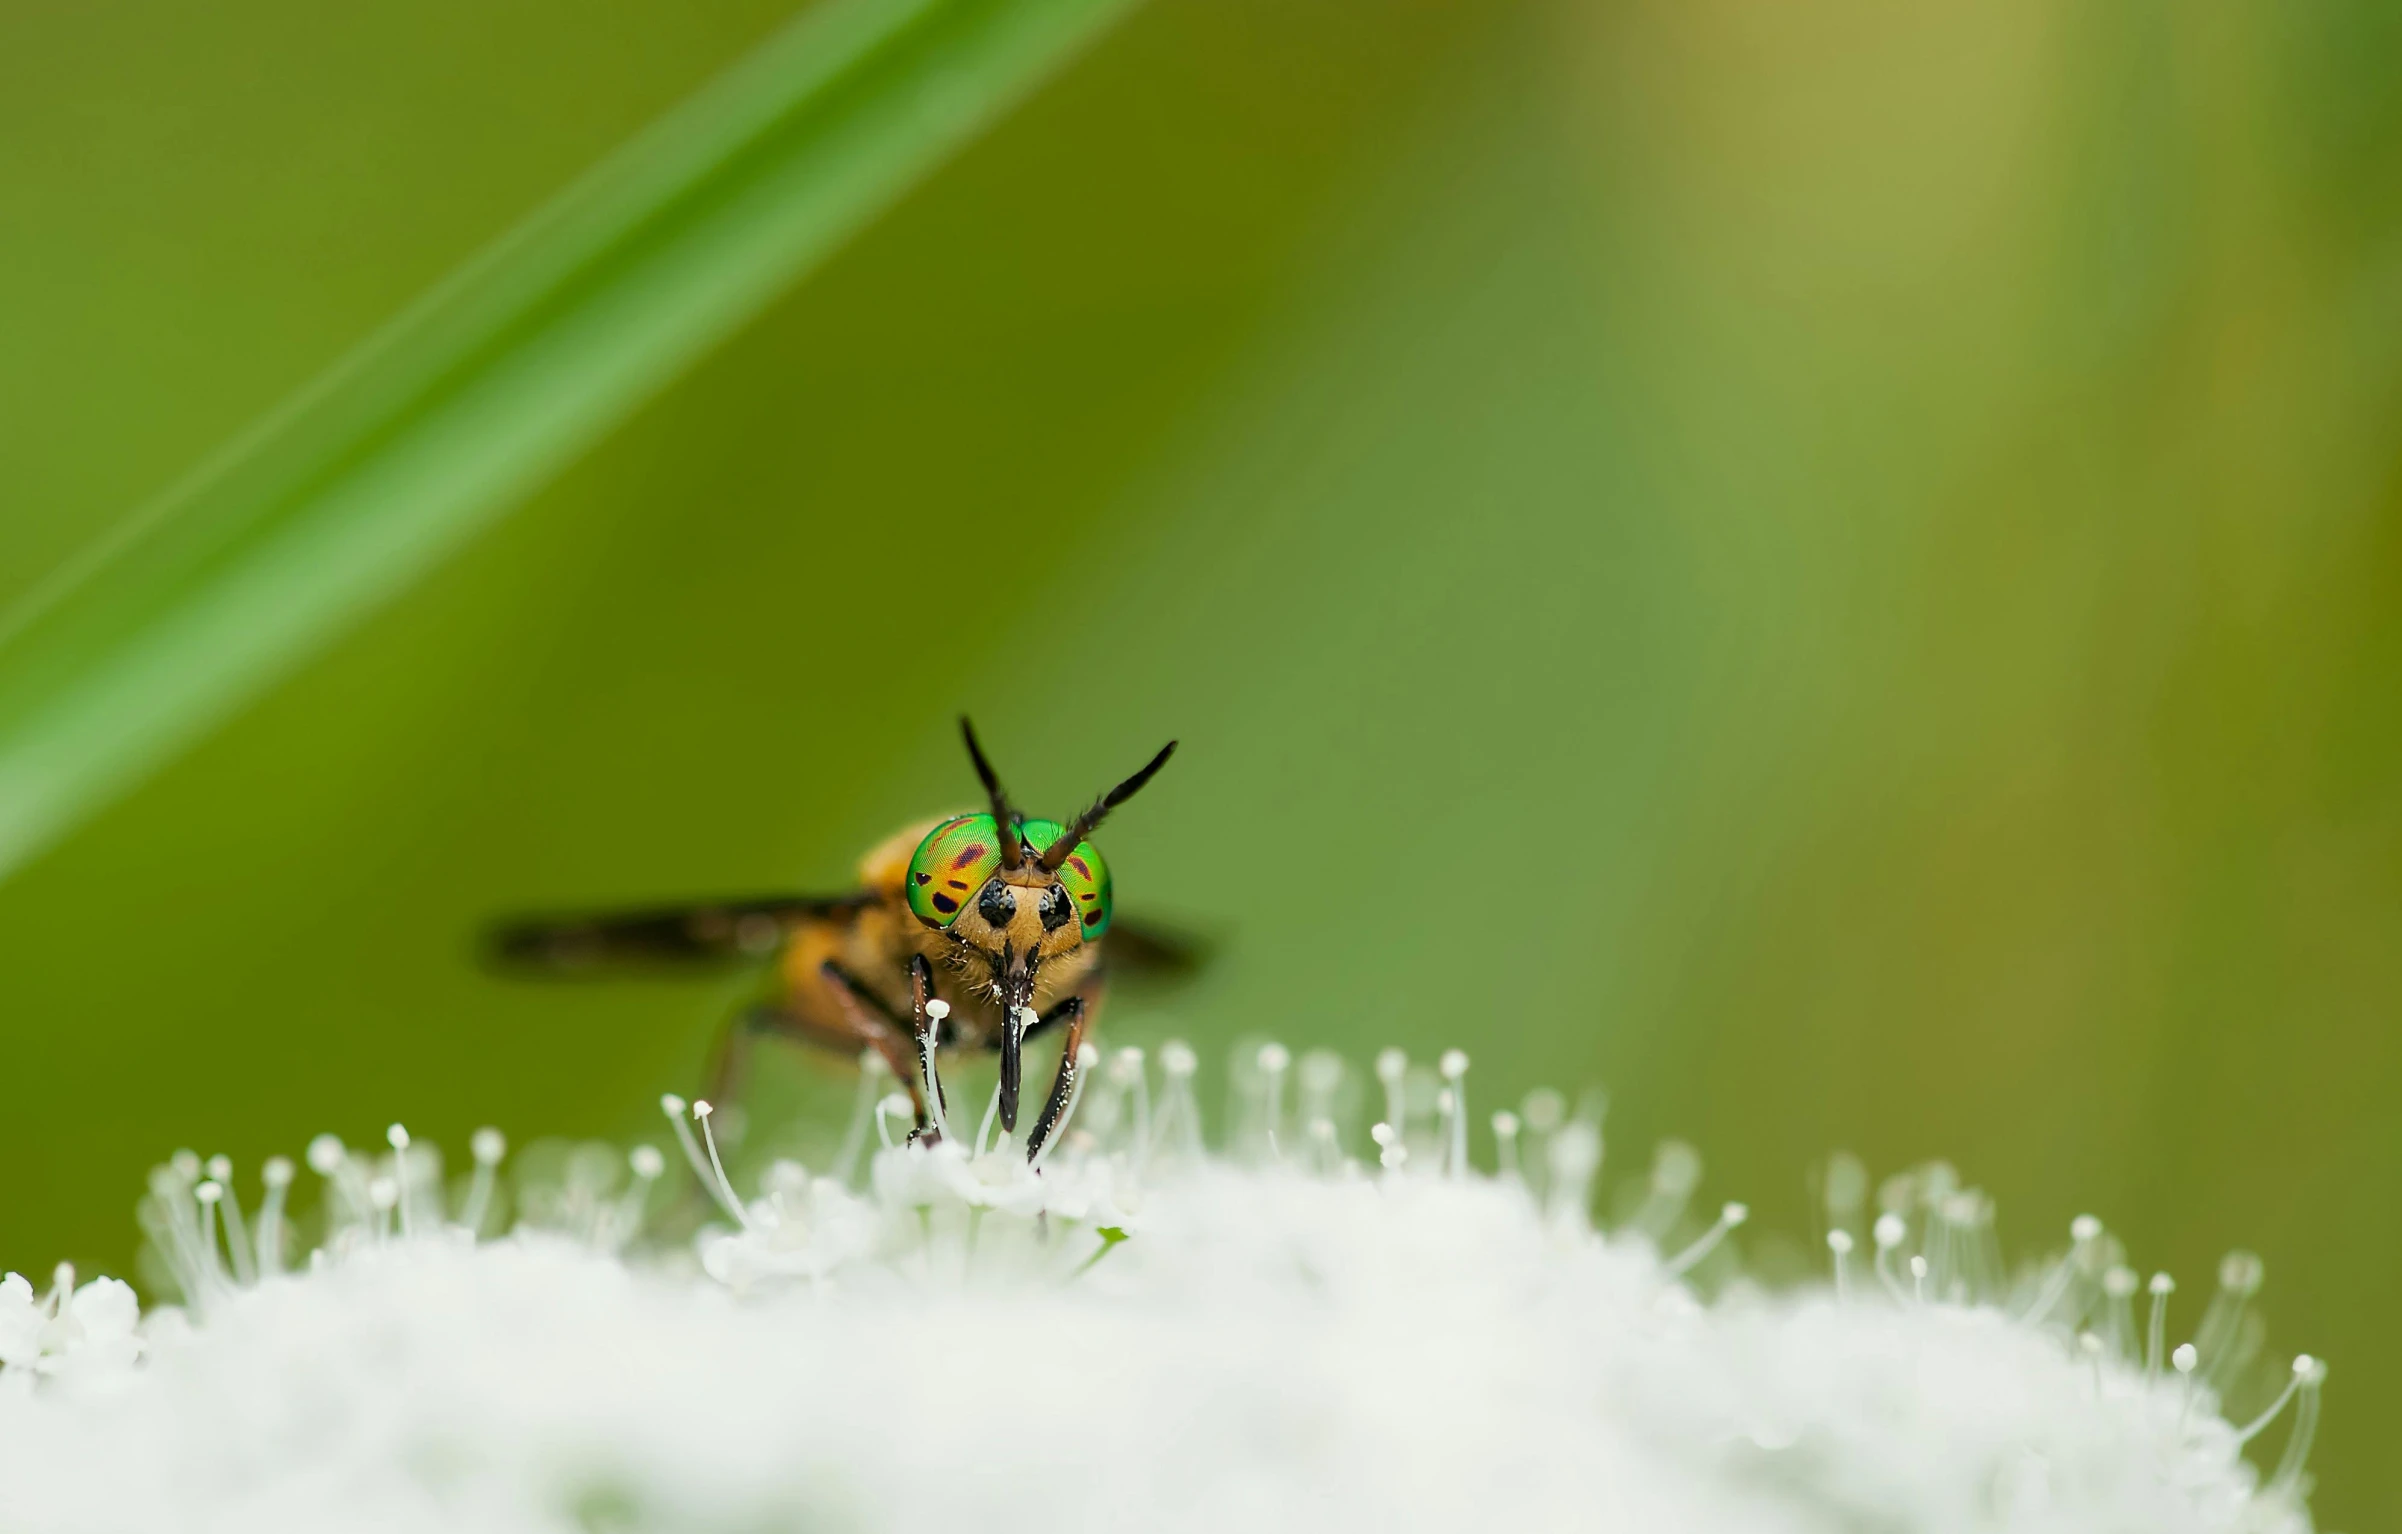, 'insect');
490,719,1188,1162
